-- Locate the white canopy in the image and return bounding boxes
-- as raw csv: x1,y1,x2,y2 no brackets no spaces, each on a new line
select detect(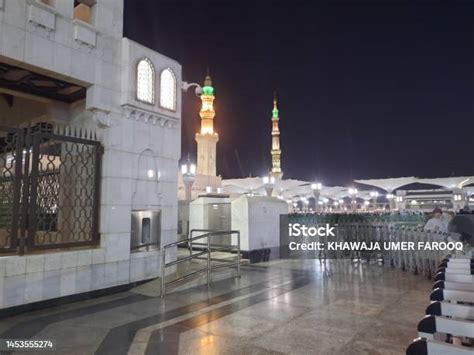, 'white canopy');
321,186,351,199
354,177,417,192
221,175,473,201
222,177,310,196
274,179,310,194
222,177,264,194
222,178,352,201
416,176,472,189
